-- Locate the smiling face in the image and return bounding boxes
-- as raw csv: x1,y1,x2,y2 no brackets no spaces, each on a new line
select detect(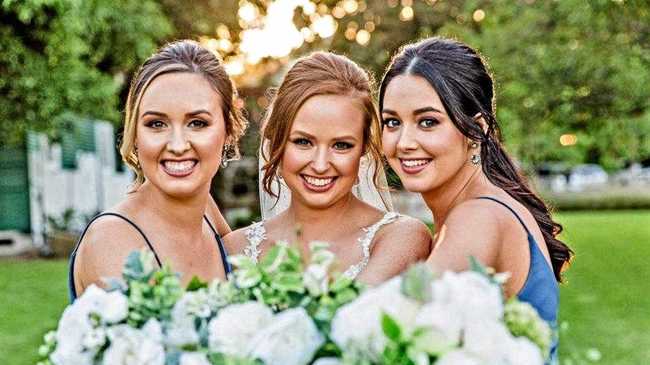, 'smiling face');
136,72,226,199
381,74,474,194
281,94,365,209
